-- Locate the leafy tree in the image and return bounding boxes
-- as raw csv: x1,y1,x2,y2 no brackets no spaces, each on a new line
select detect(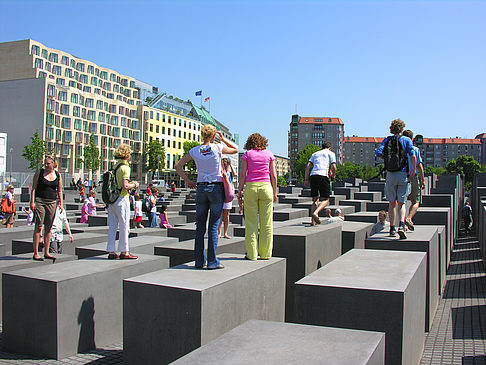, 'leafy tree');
22,129,47,171
277,176,287,187
293,144,320,183
147,140,166,179
446,155,481,192
183,141,200,173
83,135,101,186
424,166,447,176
